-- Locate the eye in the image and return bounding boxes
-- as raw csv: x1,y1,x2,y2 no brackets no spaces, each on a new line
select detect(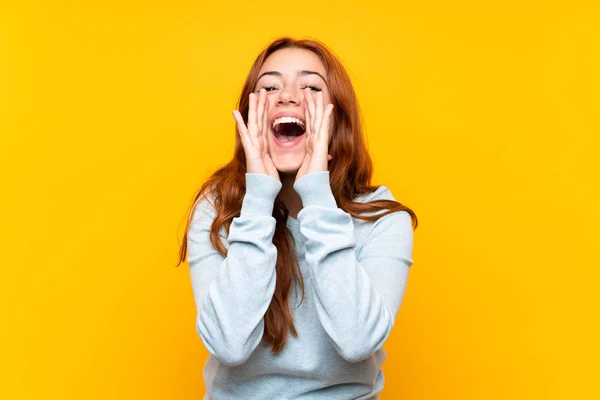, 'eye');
302,85,322,92
256,85,277,93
